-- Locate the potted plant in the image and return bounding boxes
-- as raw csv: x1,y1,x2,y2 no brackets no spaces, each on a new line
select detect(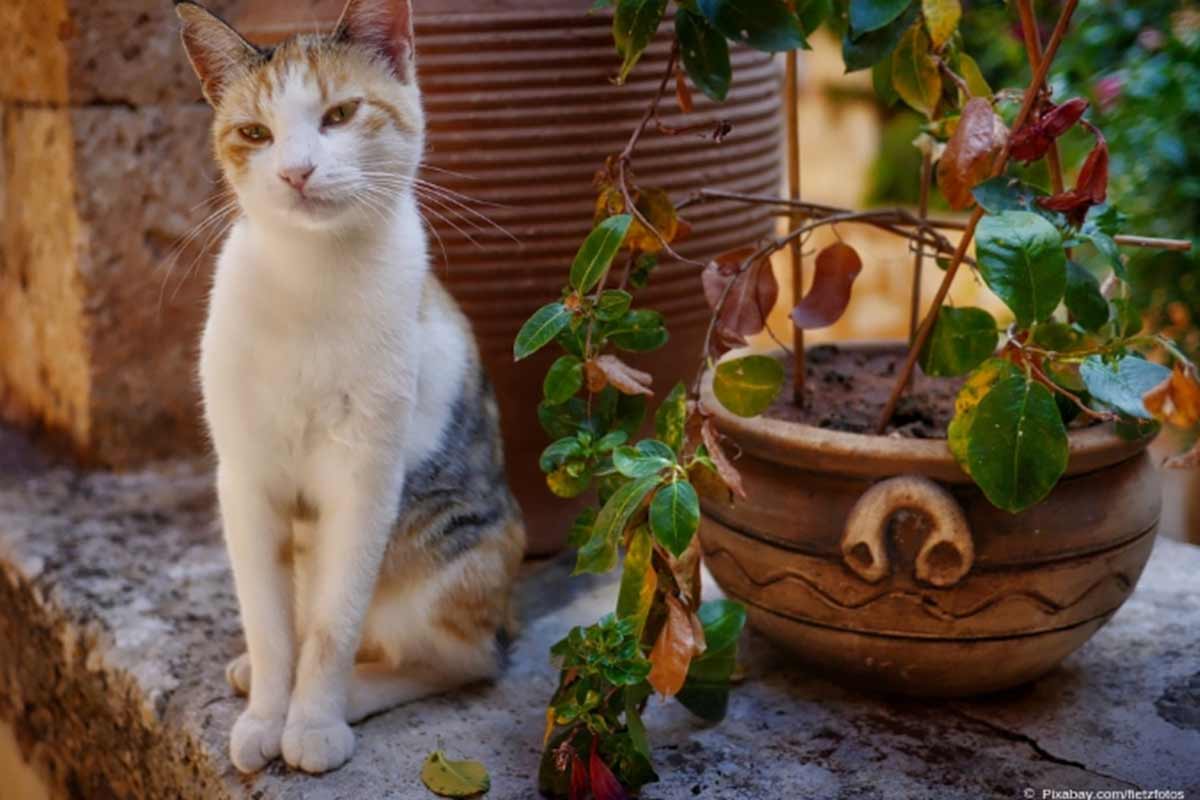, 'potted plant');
516,0,1196,795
